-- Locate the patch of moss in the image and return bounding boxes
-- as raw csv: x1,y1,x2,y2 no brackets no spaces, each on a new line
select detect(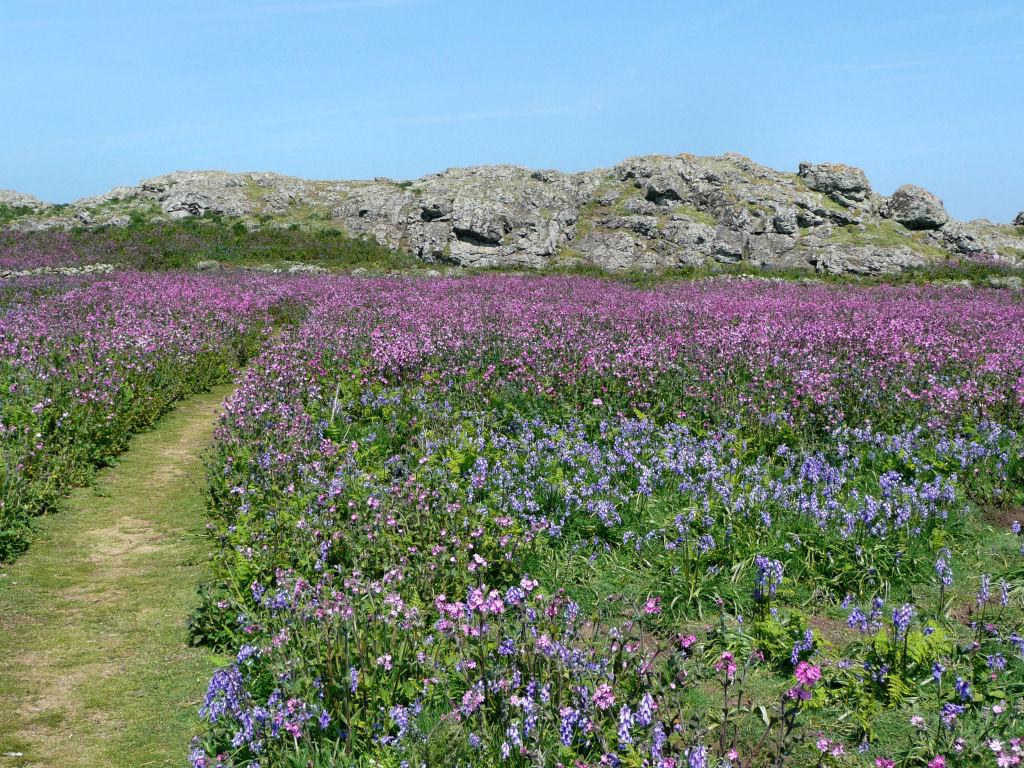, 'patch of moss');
828,221,948,258
818,194,846,212
671,204,717,226
789,174,809,191
241,182,274,202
